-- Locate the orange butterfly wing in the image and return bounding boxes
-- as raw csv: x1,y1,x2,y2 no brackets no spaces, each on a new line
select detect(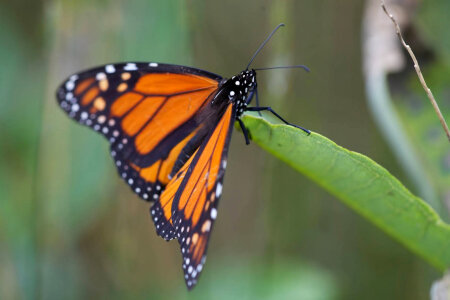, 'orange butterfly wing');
57,63,223,208
58,62,243,290
151,104,235,289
